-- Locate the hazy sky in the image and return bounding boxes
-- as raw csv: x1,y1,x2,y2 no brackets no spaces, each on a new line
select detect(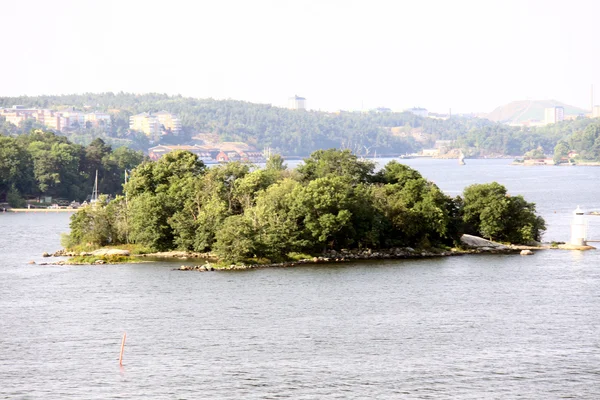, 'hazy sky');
1,0,599,113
